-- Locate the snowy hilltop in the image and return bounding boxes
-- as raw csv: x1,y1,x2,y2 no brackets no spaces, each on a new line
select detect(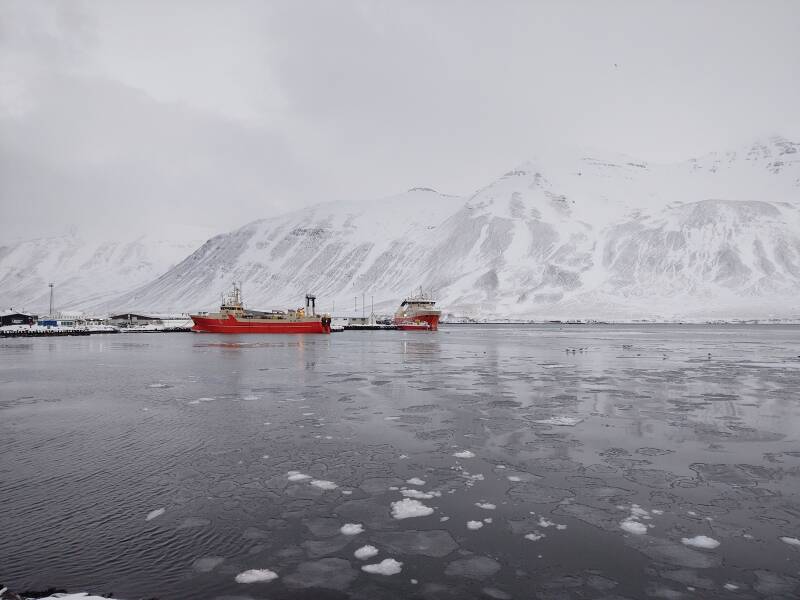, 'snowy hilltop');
0,231,208,313
8,137,800,320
